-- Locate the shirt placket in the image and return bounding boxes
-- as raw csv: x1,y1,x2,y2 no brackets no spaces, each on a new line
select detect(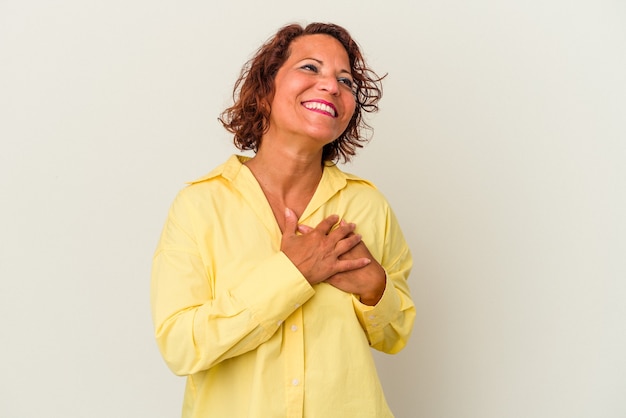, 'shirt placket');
284,304,305,418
